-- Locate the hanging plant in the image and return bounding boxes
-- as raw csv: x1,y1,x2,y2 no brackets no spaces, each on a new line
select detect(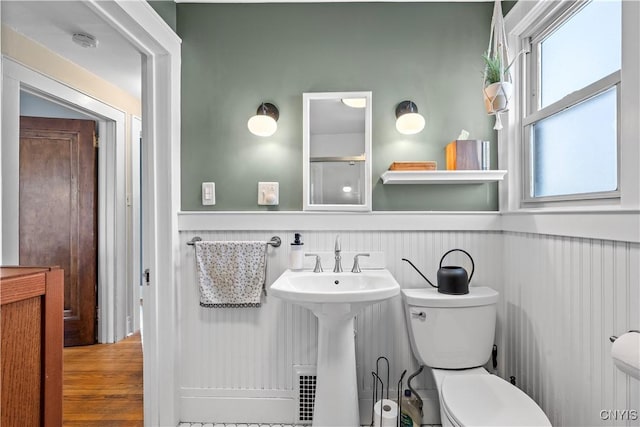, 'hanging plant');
482,52,514,117
483,0,517,131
